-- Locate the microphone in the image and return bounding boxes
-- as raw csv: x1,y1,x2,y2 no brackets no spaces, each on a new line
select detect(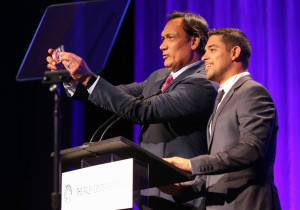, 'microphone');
99,89,162,142
89,94,144,143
